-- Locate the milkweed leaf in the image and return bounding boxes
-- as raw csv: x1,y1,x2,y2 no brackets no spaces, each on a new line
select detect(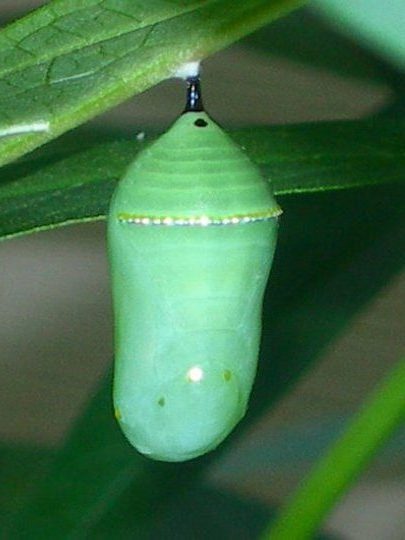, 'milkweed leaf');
0,0,305,167
0,117,403,240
